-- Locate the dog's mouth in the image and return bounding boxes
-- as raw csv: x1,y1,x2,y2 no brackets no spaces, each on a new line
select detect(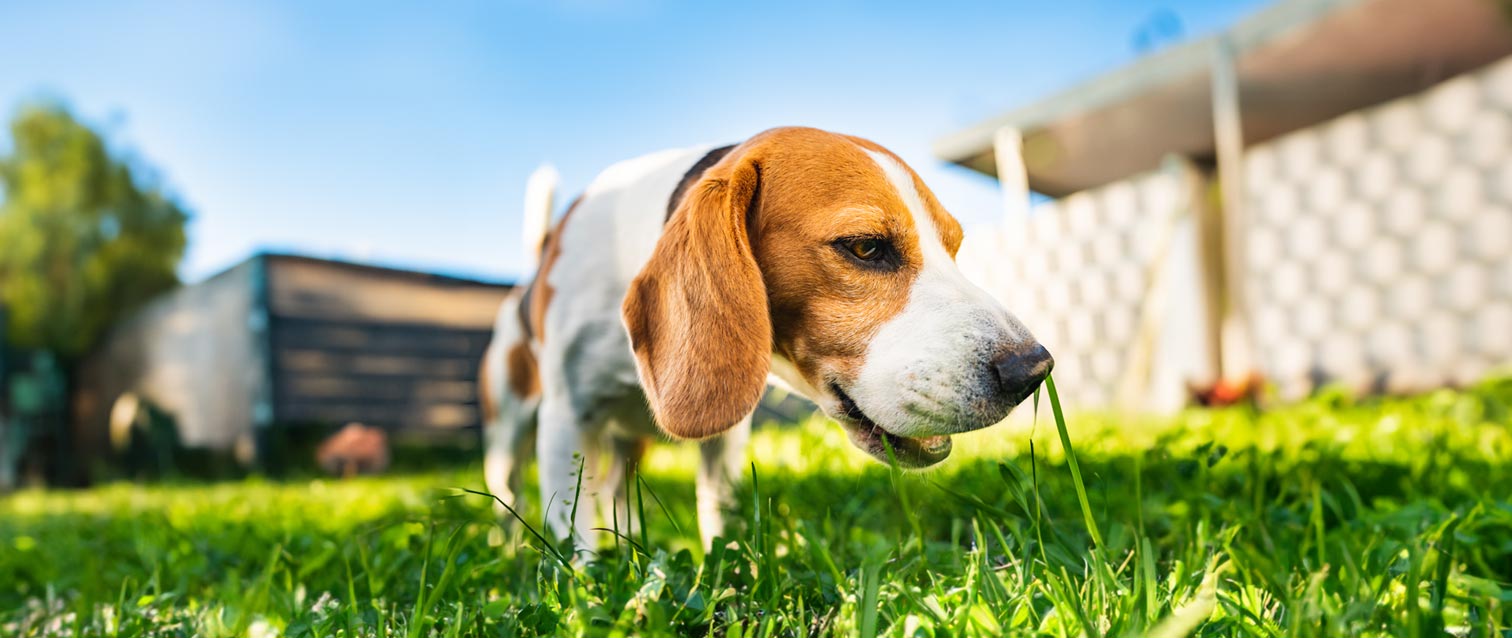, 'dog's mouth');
830,384,952,468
